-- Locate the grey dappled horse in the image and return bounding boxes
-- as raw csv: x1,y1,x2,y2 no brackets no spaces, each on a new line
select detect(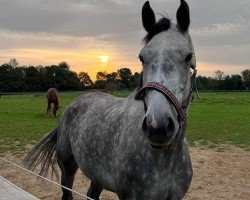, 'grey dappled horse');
24,1,196,199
